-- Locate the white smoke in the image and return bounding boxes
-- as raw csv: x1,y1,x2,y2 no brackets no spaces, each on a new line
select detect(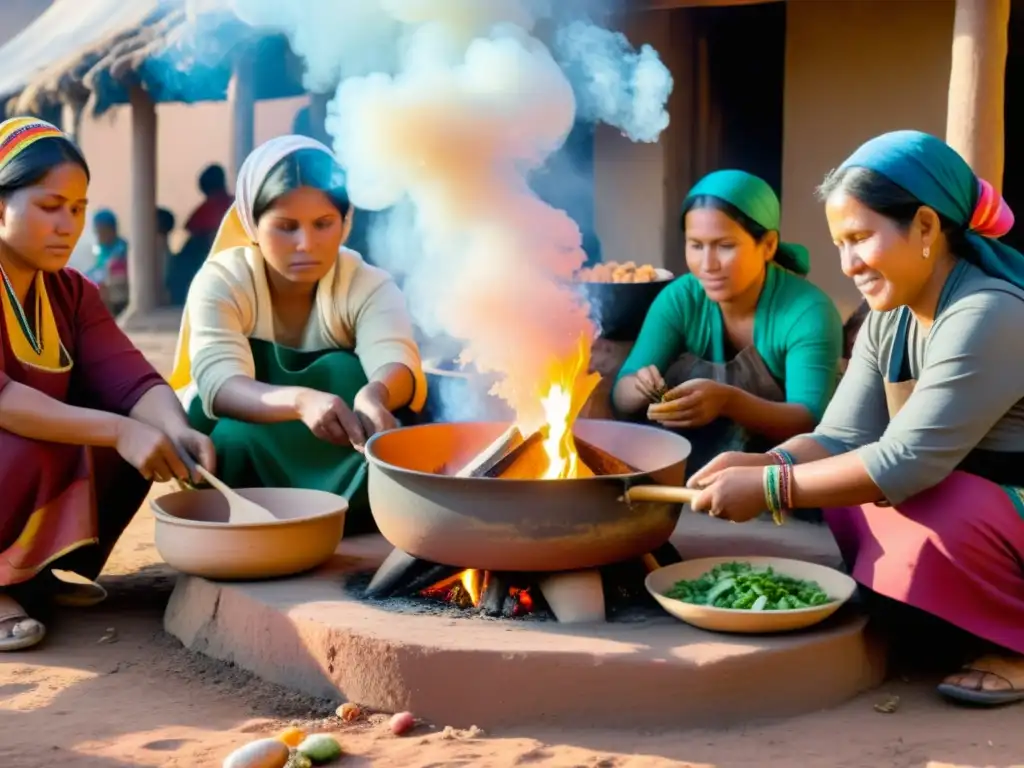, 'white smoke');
229,0,673,425
554,21,673,143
